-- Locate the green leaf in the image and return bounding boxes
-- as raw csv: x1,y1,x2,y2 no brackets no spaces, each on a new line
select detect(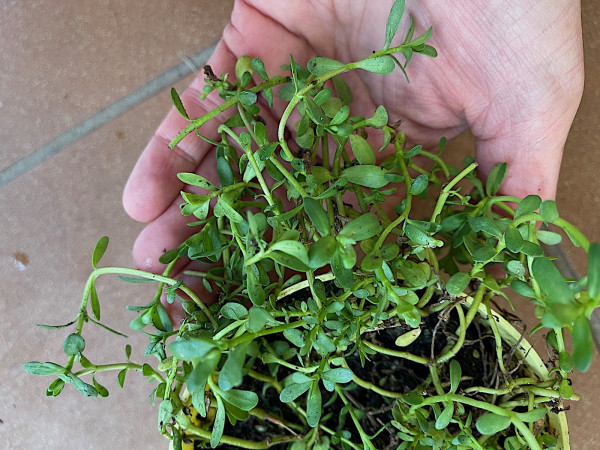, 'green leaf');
398,260,429,288
404,223,443,248
435,402,453,430
71,374,98,398
237,90,257,106
246,268,265,306
280,381,312,402
355,56,396,74
332,76,353,105
516,408,547,423
259,142,279,161
284,328,305,348
308,235,336,269
46,378,66,396
404,145,422,158
449,360,461,394
520,241,543,257
394,328,421,347
341,165,389,188
485,162,507,196
248,306,271,333
315,331,336,356
572,315,593,372
366,105,388,128
588,242,600,299
306,381,322,427
252,57,268,80
90,280,101,321
446,272,470,296
410,26,433,48
506,260,525,278
210,395,226,448
503,226,526,252
35,319,77,329
158,399,174,431
321,368,353,384
92,236,109,269
63,334,85,356
415,44,437,57
331,252,354,289
218,343,248,391
270,251,311,272
304,96,326,125
168,338,217,360
23,361,65,376
187,350,221,415
409,174,429,195
339,213,381,241
535,230,562,246
558,351,574,372
330,104,350,125
313,88,331,106
220,389,259,412
220,302,248,320
540,200,559,223
216,197,243,223
468,217,502,239
515,195,541,218
117,368,127,388
269,241,309,265
216,156,235,187
531,258,573,304
476,413,511,435
304,197,330,237
384,0,405,50
307,57,345,76
171,87,189,120
473,246,497,263
177,173,216,190
349,134,375,165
